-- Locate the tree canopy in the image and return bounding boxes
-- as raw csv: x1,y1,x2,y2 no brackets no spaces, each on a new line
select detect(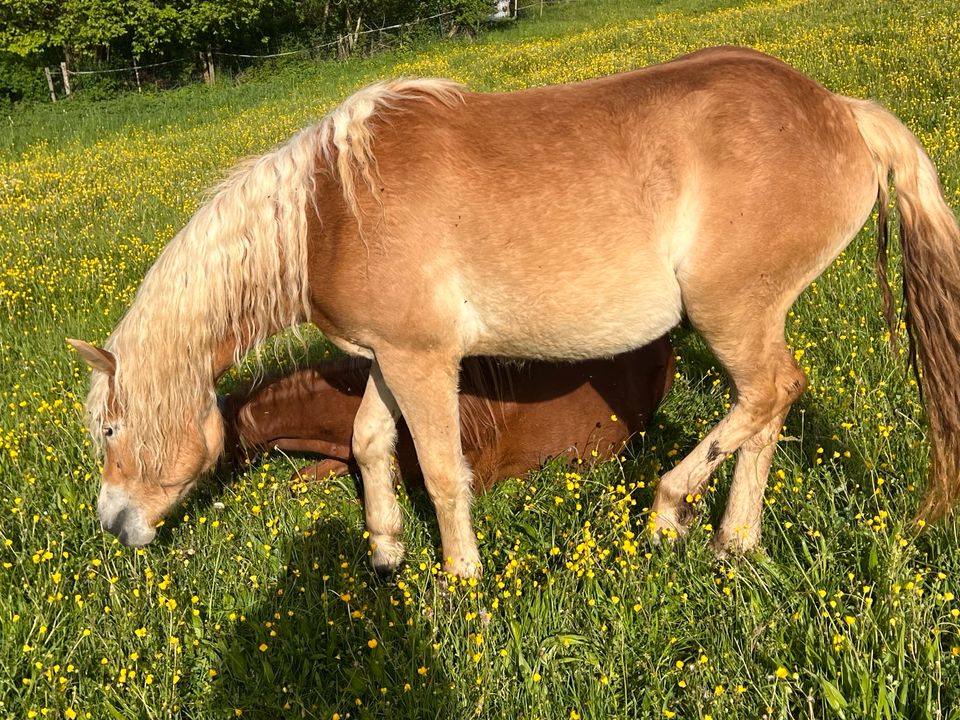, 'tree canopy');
0,0,492,101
